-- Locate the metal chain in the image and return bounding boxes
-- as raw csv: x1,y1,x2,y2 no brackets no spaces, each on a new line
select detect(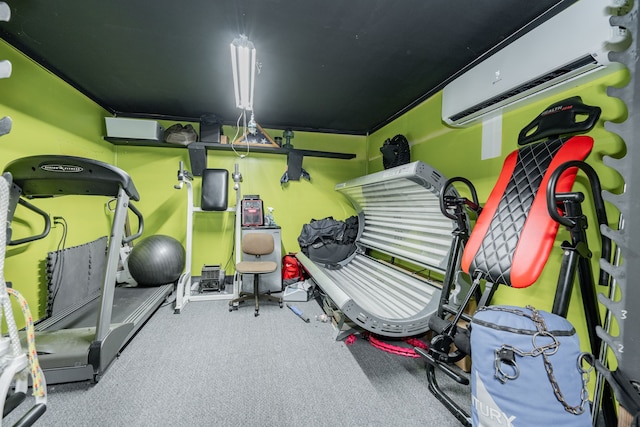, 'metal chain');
482,305,592,415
